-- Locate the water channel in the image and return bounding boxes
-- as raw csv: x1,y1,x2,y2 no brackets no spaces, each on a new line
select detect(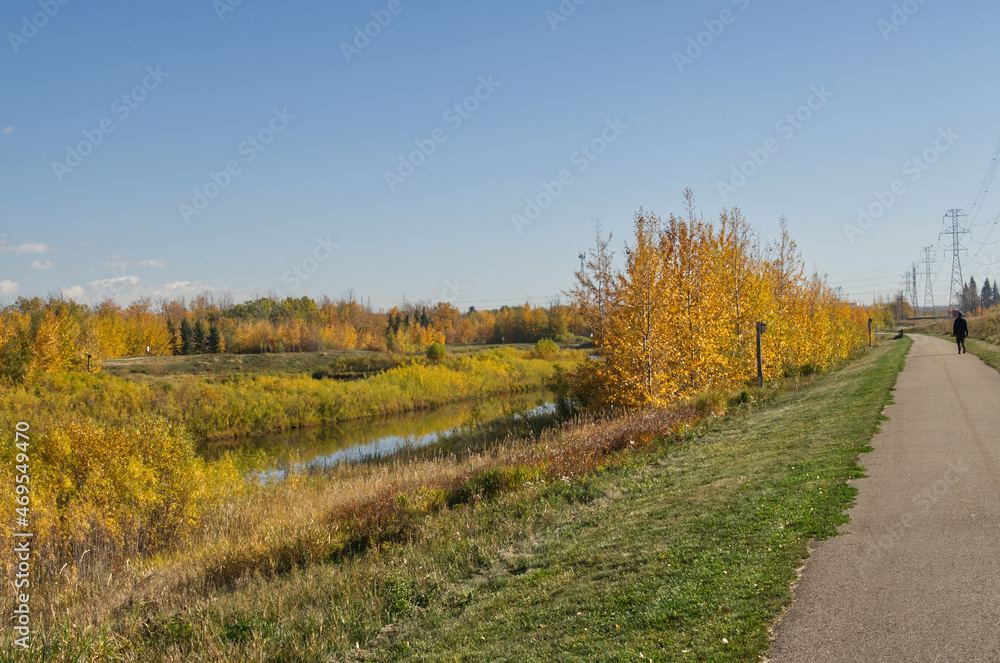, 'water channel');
198,389,554,480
